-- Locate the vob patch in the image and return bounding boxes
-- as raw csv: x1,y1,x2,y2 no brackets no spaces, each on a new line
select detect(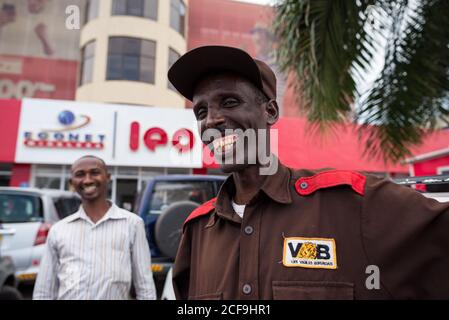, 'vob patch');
283,237,337,269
